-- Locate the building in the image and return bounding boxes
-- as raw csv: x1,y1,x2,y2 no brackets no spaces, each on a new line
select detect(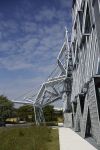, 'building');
70,0,100,145
20,0,100,146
